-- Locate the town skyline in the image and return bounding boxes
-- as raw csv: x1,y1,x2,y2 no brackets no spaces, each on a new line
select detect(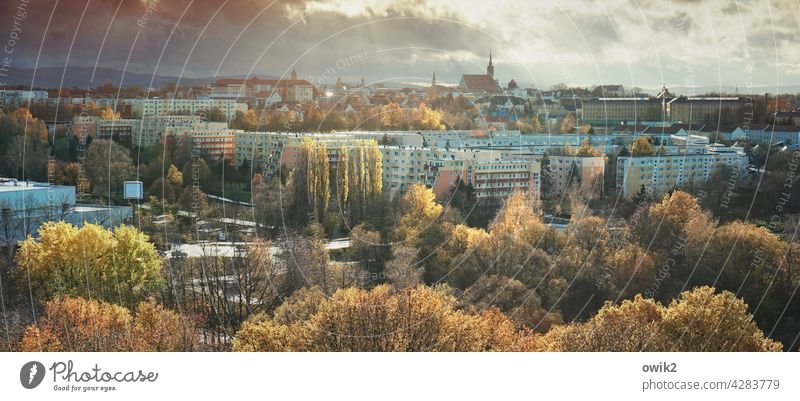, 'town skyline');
2,0,798,90
2,0,800,384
